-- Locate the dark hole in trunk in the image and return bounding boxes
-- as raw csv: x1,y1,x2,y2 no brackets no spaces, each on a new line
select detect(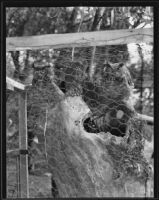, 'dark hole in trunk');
83,117,100,134
83,116,126,137
51,177,59,198
59,81,66,93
